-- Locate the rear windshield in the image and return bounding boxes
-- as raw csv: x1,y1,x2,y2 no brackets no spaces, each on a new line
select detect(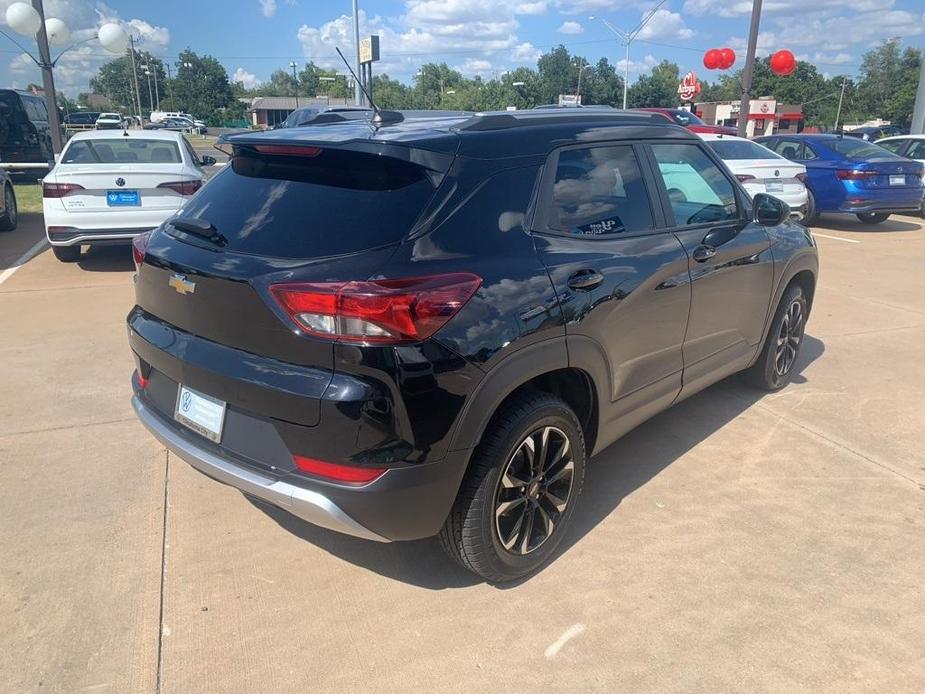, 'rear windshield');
827,138,901,160
62,139,181,164
667,110,705,126
175,146,435,258
707,139,783,160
